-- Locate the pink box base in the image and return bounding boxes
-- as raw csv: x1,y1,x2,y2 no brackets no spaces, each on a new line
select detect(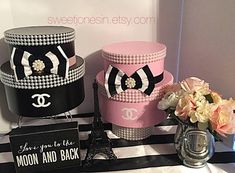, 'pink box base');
96,70,173,128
